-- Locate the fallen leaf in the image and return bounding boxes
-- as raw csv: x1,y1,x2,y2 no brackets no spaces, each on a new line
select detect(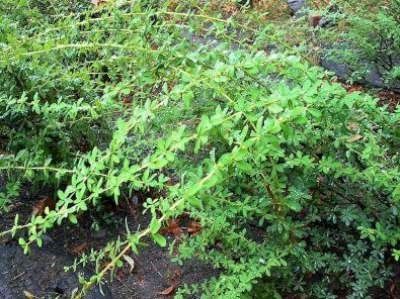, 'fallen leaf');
309,15,322,27
343,83,364,93
187,221,201,236
122,96,132,106
70,242,88,255
162,219,183,238
378,90,400,112
167,80,177,92
158,285,176,296
221,3,238,16
123,254,135,272
32,196,55,216
150,43,159,51
348,86,363,93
